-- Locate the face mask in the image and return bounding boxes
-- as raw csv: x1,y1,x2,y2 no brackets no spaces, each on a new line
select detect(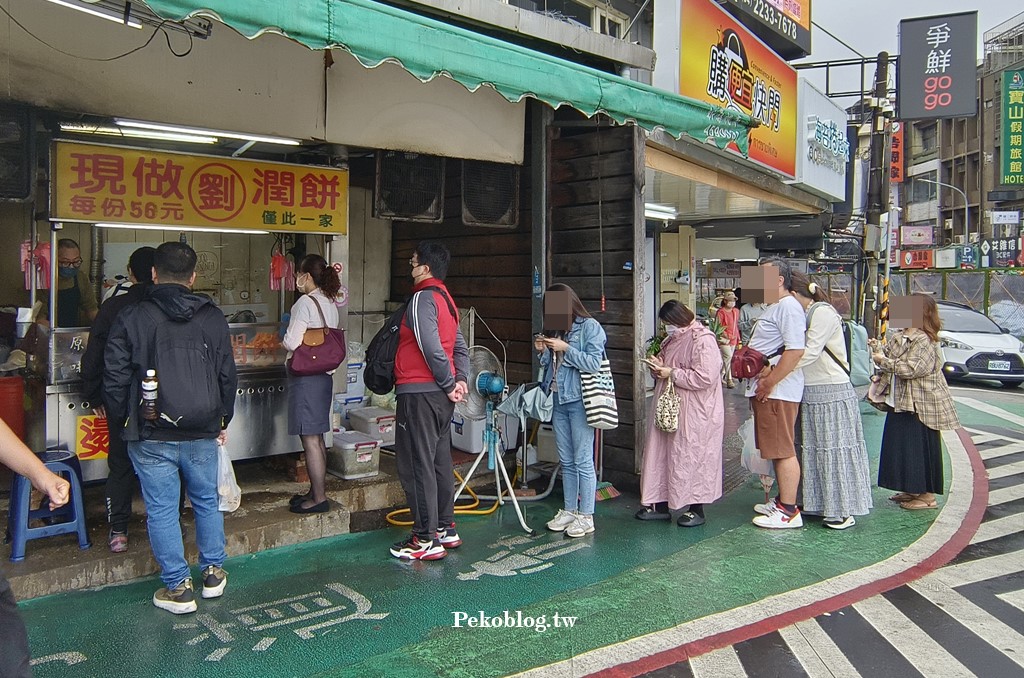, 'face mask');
58,267,78,279
665,325,680,336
